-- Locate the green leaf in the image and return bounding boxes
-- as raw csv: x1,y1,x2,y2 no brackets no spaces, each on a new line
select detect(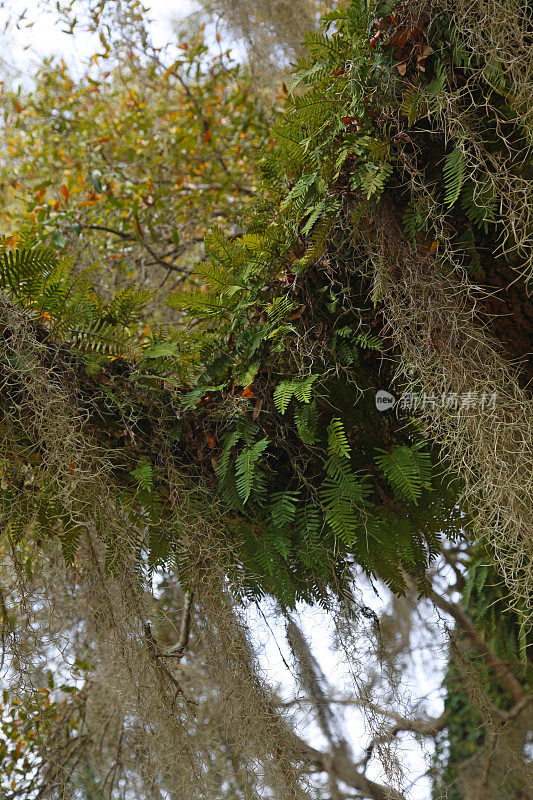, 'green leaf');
327,418,350,459
293,374,318,403
53,229,66,249
180,385,210,410
273,376,317,414
131,459,153,492
270,490,300,528
273,381,295,414
235,438,269,503
295,402,318,445
142,342,180,359
375,443,431,505
89,170,103,194
443,147,466,208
